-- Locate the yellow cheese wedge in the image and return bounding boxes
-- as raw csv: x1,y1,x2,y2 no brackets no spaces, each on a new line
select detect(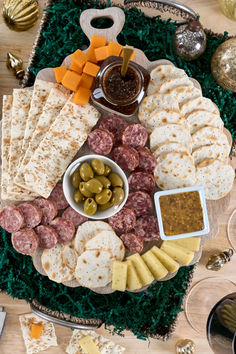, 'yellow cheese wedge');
167,237,201,251
142,250,168,280
126,260,143,291
30,323,43,339
112,260,127,292
127,254,154,286
160,242,194,266
151,246,179,273
78,335,100,354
